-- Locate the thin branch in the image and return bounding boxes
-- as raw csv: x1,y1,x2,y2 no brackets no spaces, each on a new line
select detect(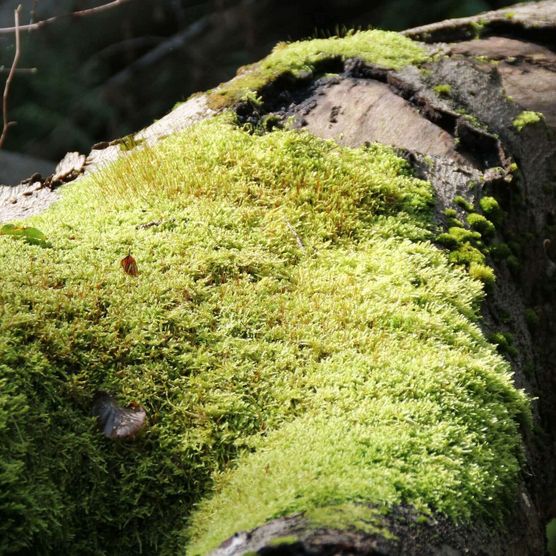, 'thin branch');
102,15,211,90
0,5,21,150
284,218,306,253
0,0,136,34
0,66,37,74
